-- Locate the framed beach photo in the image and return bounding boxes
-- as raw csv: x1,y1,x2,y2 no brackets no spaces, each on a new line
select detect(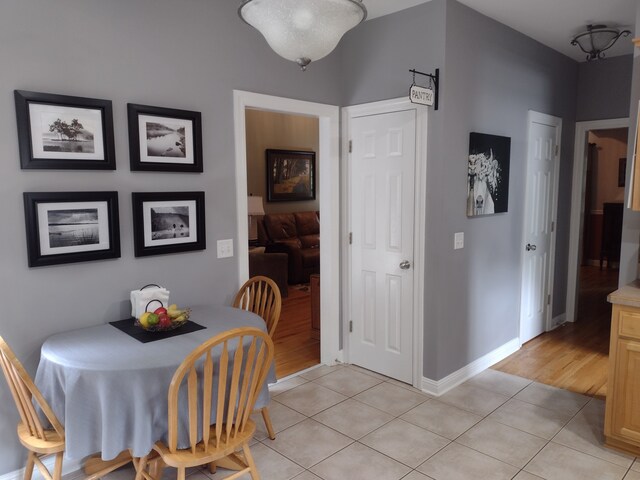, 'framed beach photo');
266,149,316,202
132,192,206,257
15,90,116,170
128,104,203,172
23,192,120,267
